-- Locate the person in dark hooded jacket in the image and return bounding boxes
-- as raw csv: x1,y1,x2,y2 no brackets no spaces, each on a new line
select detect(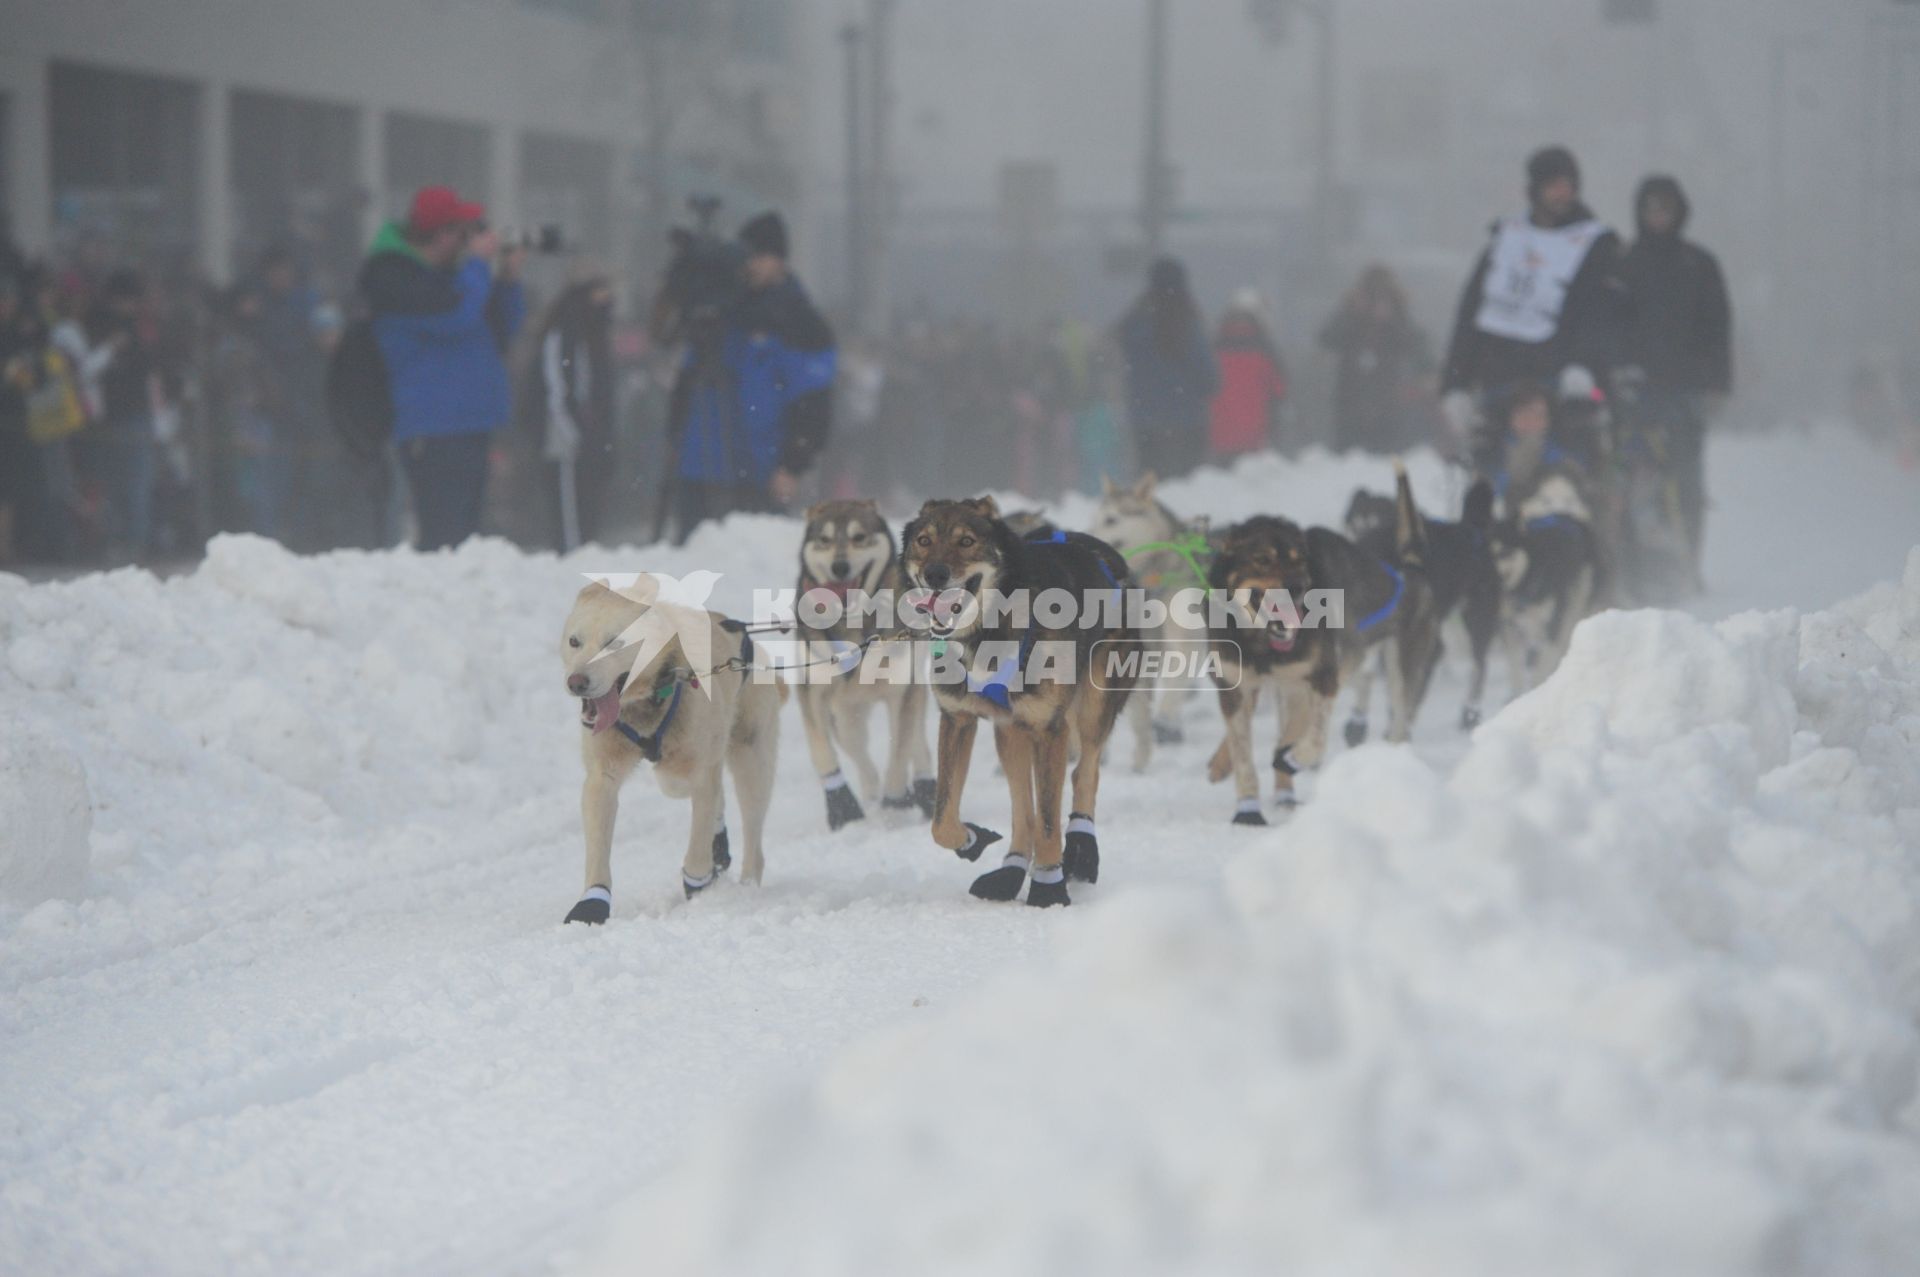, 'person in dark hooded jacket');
1621,174,1731,583
664,210,836,542
1115,256,1219,479
1440,146,1629,448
